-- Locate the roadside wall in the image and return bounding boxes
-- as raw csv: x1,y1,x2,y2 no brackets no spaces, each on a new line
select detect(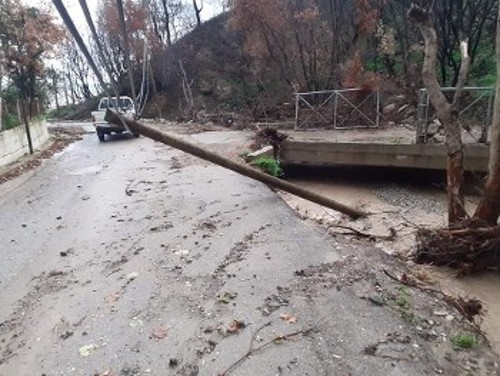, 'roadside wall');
0,120,50,168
